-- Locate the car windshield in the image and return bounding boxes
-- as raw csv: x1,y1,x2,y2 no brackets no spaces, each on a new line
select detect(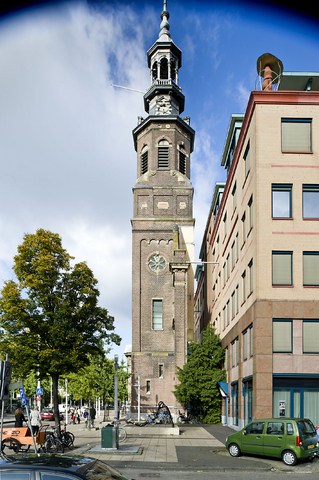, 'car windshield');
78,460,127,479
